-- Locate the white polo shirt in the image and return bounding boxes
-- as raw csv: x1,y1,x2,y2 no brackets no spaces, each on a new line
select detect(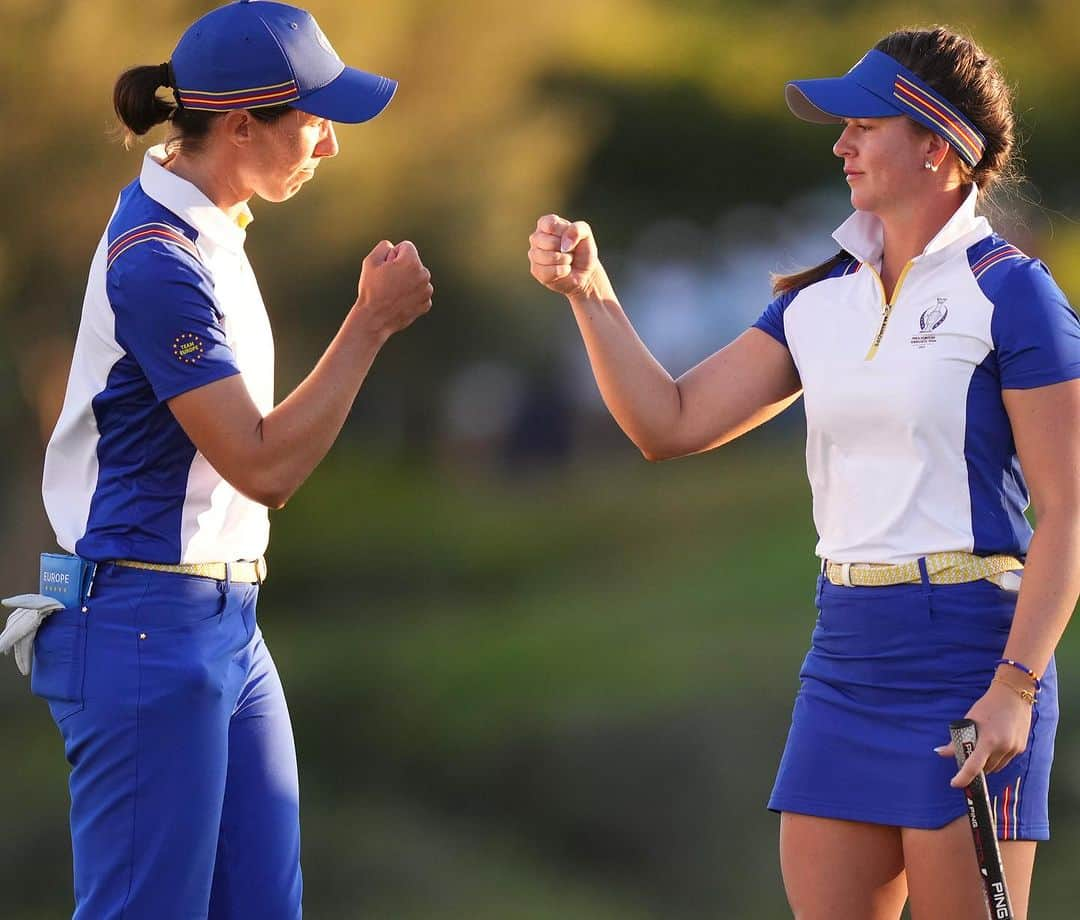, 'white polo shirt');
754,185,1080,564
43,146,275,564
